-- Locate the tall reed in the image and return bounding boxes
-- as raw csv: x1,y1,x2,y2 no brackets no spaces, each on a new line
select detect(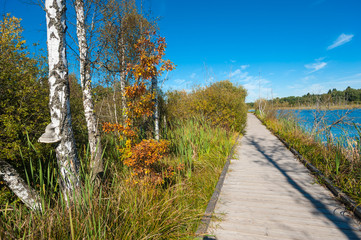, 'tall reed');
0,117,236,239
